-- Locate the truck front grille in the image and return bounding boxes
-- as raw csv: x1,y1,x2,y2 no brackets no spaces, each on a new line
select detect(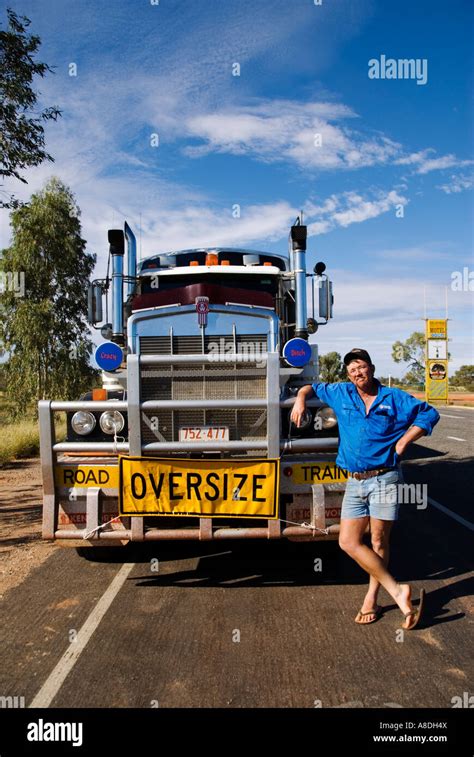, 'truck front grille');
139,335,268,451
